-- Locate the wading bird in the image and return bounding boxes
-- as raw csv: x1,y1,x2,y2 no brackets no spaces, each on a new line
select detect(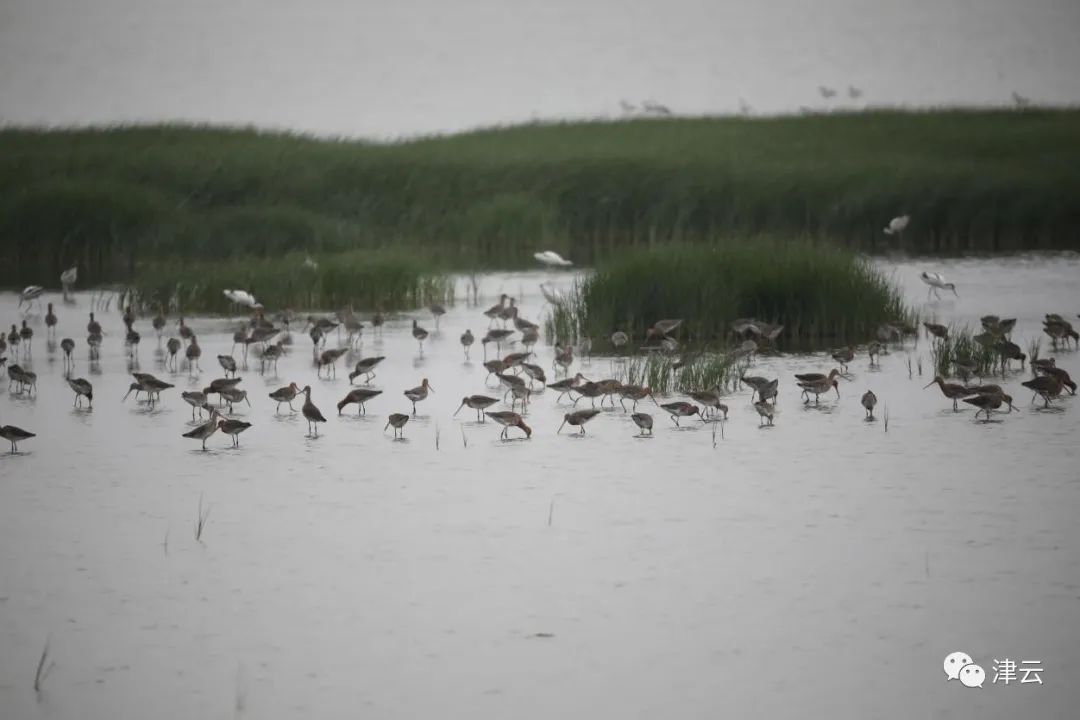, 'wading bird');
534,250,572,267
861,390,877,419
337,388,382,415
920,272,958,300
485,411,532,440
404,378,434,414
268,383,302,413
558,409,601,435
384,413,409,438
